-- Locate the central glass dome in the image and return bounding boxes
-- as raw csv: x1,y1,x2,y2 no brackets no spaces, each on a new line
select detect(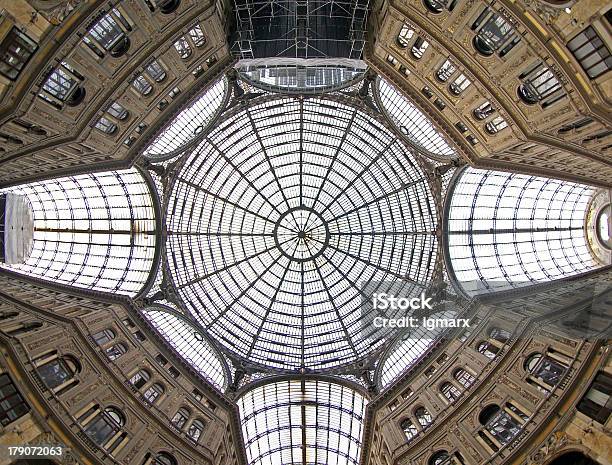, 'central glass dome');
165,96,438,371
